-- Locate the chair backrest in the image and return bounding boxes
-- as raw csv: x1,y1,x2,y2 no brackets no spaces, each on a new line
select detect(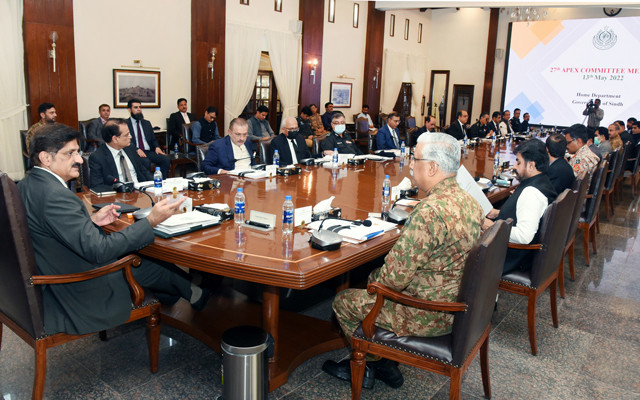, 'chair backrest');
583,159,609,223
619,141,631,173
604,148,621,190
77,119,95,151
312,137,321,157
196,145,208,171
406,116,416,129
530,189,576,287
565,170,590,246
257,140,272,165
356,117,369,136
182,122,195,153
451,219,512,365
80,153,91,188
0,172,46,339
20,130,31,171
368,134,376,153
630,143,640,175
